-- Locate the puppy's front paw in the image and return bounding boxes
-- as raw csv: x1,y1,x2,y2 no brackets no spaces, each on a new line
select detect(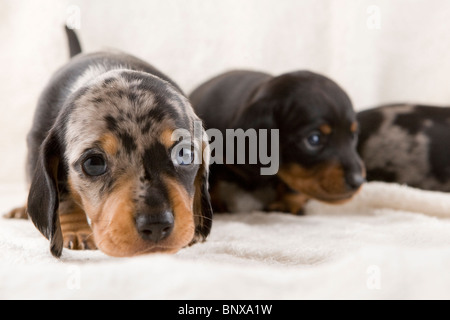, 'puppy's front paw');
63,230,97,251
267,193,310,215
3,206,28,220
267,201,305,215
60,213,97,251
